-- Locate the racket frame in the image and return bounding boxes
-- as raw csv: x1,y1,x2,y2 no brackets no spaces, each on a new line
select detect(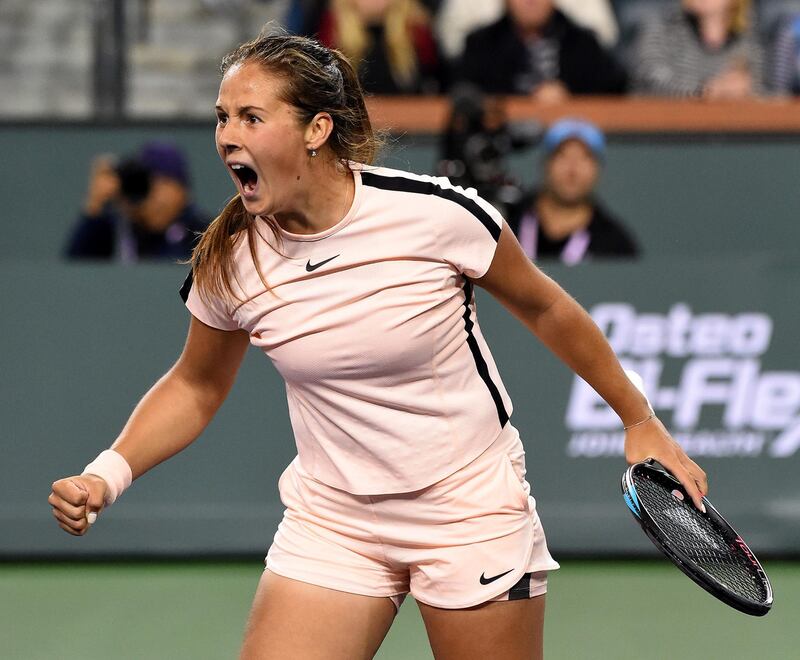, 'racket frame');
621,460,773,616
